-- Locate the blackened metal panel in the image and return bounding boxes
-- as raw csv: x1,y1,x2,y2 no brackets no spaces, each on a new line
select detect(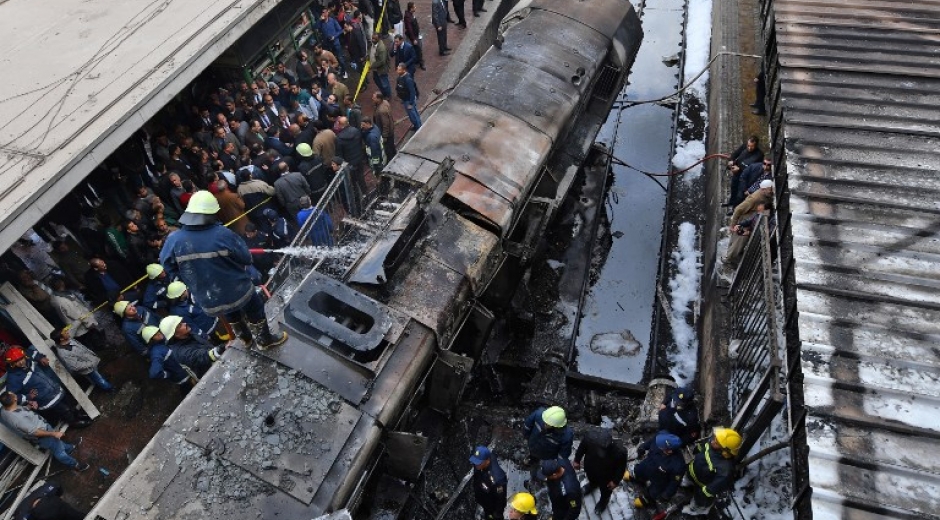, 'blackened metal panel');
527,0,635,41
421,209,503,296
388,253,471,345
